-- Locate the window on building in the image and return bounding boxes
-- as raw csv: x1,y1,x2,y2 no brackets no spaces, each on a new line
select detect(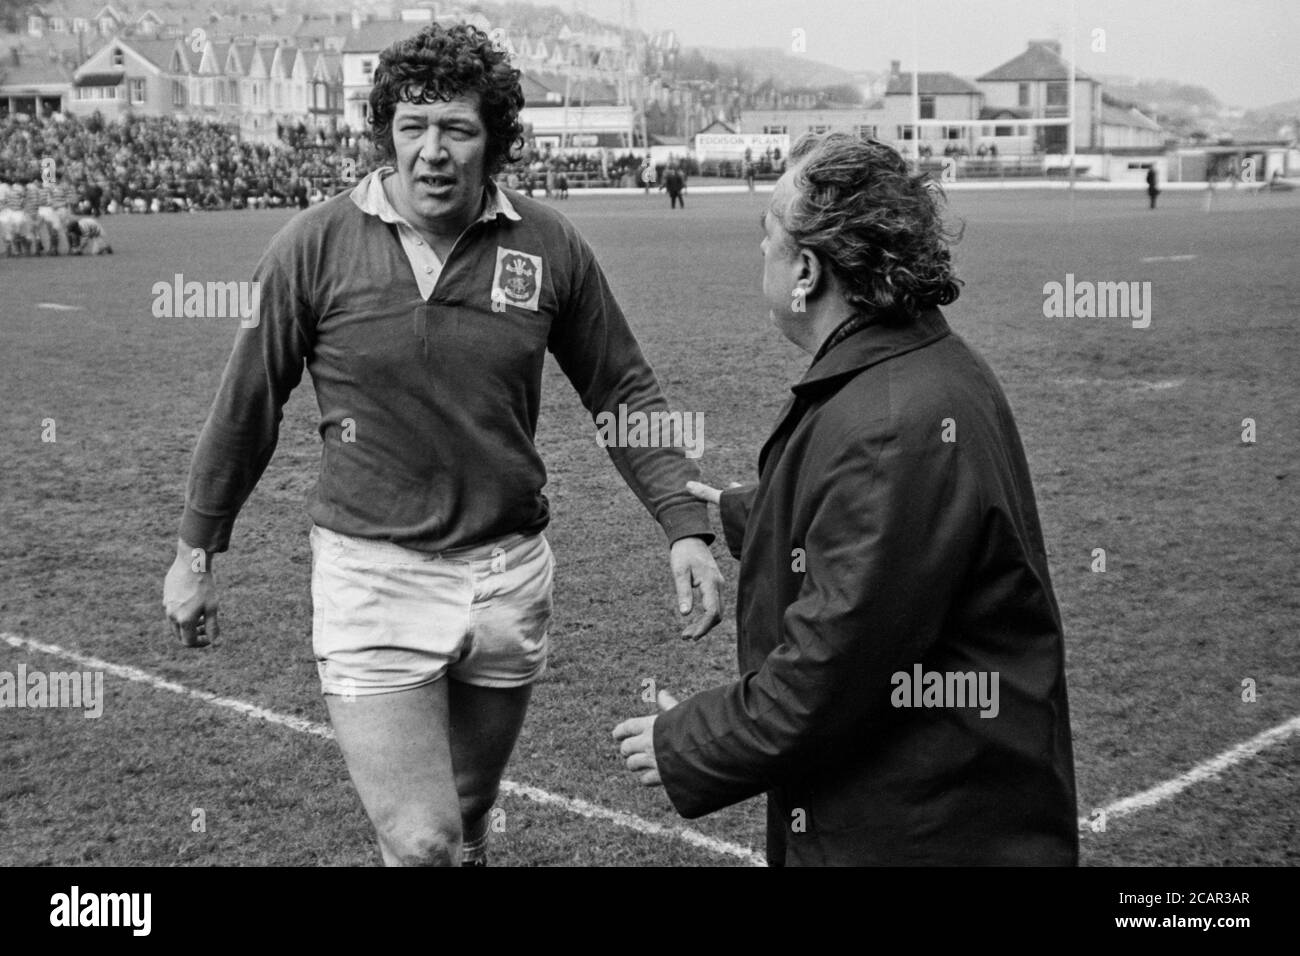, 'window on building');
79,85,120,101
51,17,65,32
808,124,830,134
898,125,914,140
762,124,787,135
111,48,124,67
855,124,877,139
28,15,42,34
129,78,145,105
943,125,962,140
172,80,186,107
362,59,373,78
920,95,935,119
995,125,1012,137
1018,83,1030,107
1046,82,1068,107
